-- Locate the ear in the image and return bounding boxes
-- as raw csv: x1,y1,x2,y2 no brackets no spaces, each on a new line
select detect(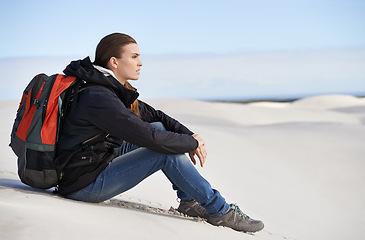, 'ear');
108,57,118,69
